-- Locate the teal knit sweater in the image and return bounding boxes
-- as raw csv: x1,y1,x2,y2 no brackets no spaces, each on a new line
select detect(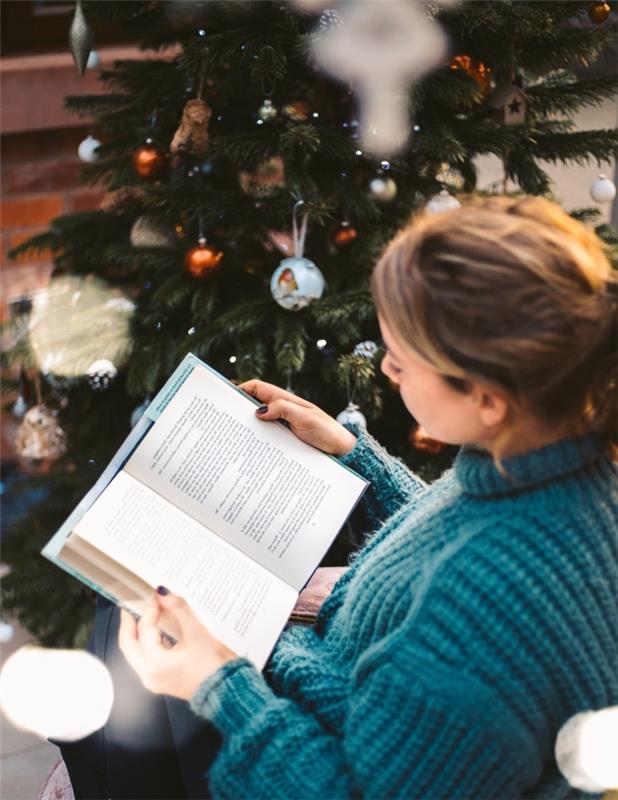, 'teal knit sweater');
191,430,618,799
